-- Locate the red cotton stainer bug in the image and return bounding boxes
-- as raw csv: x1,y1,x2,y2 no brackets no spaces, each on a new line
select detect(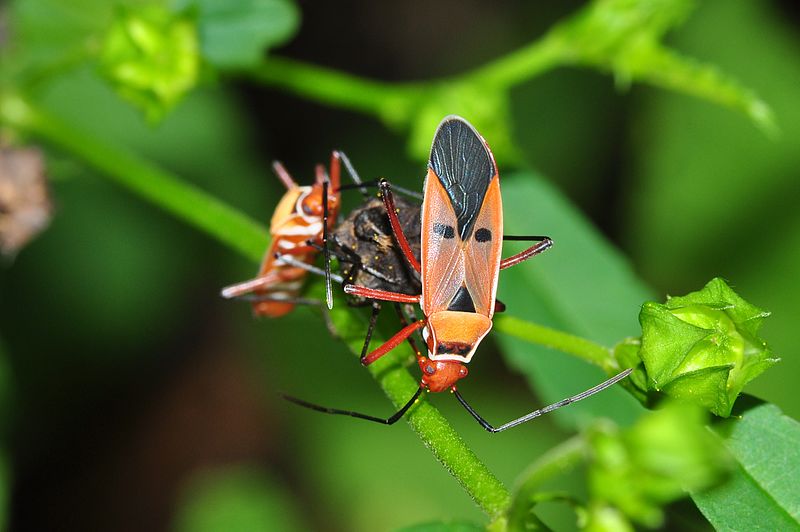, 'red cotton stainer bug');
285,115,633,432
